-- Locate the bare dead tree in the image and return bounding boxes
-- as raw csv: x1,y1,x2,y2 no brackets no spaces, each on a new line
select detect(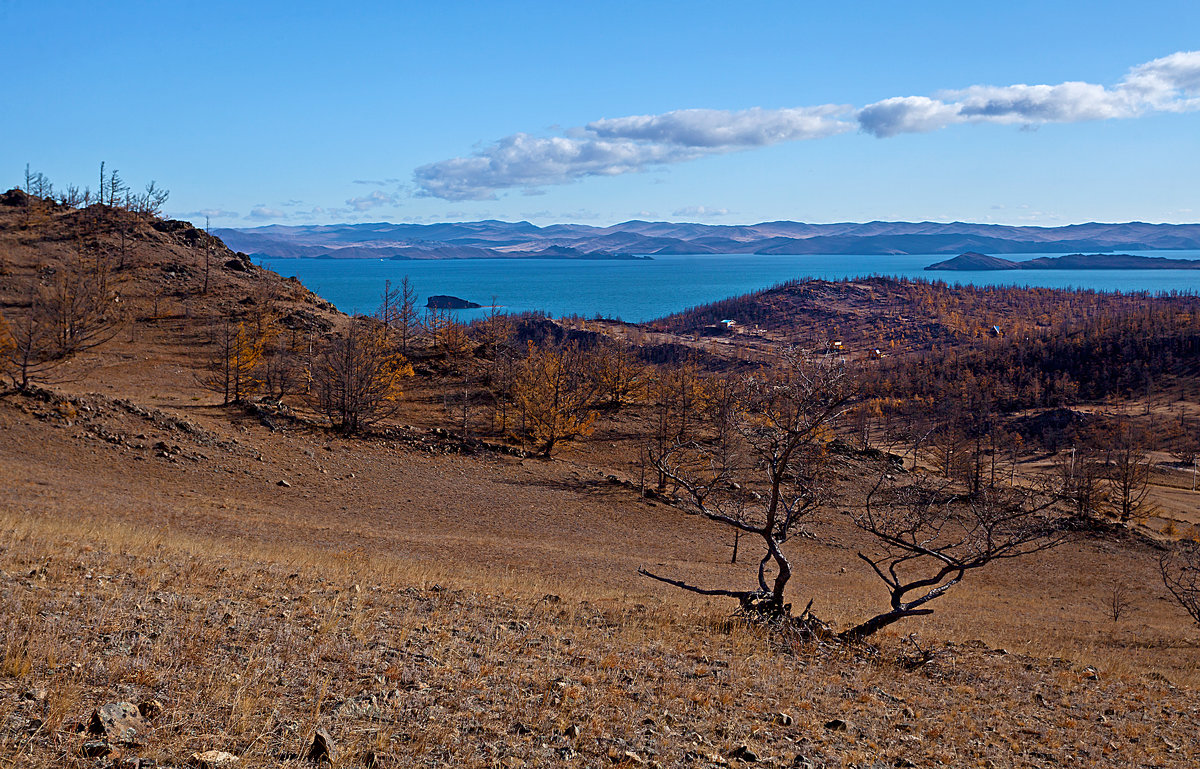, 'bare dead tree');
1105,423,1154,523
396,276,419,354
1107,580,1134,624
262,330,304,403
1055,444,1106,523
0,283,58,390
1159,541,1200,628
308,316,413,434
641,349,852,618
0,262,120,390
842,477,1068,642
